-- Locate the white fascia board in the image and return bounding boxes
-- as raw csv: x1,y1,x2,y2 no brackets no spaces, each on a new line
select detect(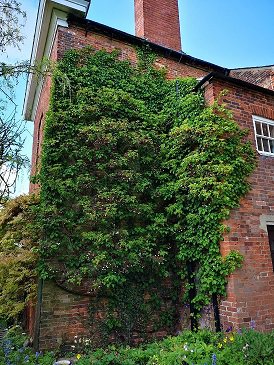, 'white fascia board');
52,0,90,15
23,0,90,121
